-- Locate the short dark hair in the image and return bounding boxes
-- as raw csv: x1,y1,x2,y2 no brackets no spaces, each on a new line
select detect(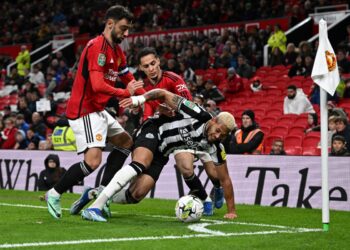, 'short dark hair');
105,5,133,23
137,47,158,64
287,85,297,91
332,135,346,144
